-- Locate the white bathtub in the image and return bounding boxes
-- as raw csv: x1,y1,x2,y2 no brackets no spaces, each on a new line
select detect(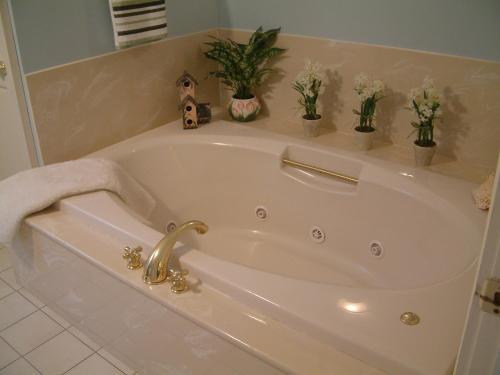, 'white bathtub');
11,120,486,375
